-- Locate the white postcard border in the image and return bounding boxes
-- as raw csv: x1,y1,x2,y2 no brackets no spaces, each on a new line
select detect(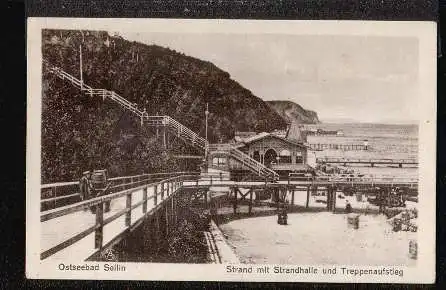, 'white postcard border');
26,18,436,283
